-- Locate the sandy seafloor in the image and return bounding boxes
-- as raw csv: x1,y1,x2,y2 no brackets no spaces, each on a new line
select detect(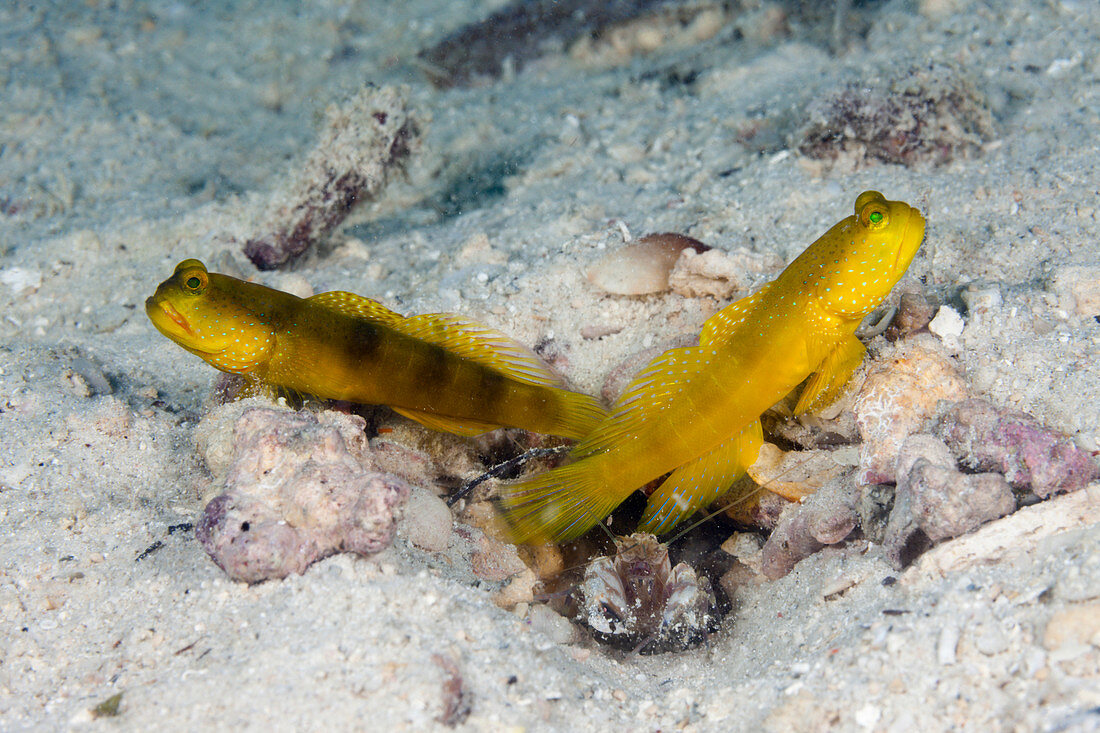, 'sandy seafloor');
2,0,1099,730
